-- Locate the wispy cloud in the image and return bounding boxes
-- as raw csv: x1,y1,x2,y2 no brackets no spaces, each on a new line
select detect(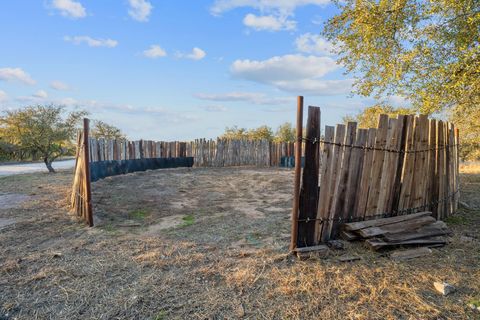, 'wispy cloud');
0,67,36,85
64,36,118,48
0,90,8,102
194,92,294,105
176,47,206,60
230,55,353,95
199,105,228,112
50,80,70,91
50,0,86,19
143,45,167,58
243,14,295,31
210,0,329,32
295,33,337,56
128,0,153,22
33,90,48,99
